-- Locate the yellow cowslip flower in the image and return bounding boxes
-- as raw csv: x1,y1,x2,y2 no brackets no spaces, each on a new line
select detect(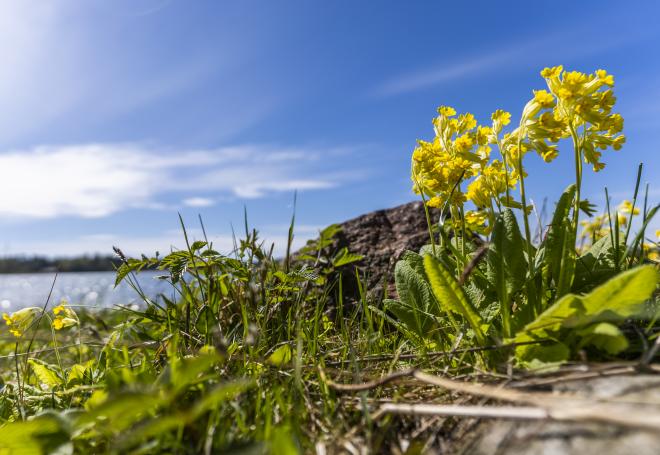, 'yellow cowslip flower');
437,106,456,117
533,90,554,108
655,229,660,239
596,69,614,86
617,212,628,227
618,200,639,216
491,109,511,133
463,210,491,235
533,66,625,171
580,214,608,242
3,307,41,338
52,301,78,331
643,243,659,262
466,160,515,209
541,65,563,78
454,134,474,153
412,107,488,210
